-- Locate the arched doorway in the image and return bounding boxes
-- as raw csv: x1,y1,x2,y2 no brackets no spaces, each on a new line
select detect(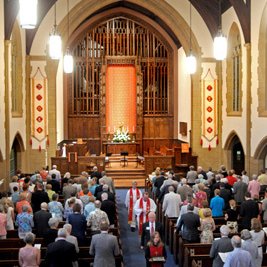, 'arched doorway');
253,137,267,173
10,133,24,176
231,136,245,175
